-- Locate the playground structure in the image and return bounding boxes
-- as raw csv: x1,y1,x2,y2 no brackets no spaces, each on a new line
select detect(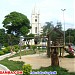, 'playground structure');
19,26,74,66
46,27,64,58
46,27,64,66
